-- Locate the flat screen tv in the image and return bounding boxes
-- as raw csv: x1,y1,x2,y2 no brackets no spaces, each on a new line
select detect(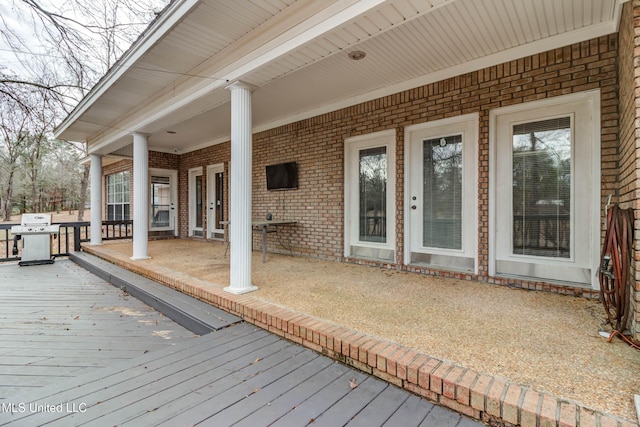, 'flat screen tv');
266,161,298,190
